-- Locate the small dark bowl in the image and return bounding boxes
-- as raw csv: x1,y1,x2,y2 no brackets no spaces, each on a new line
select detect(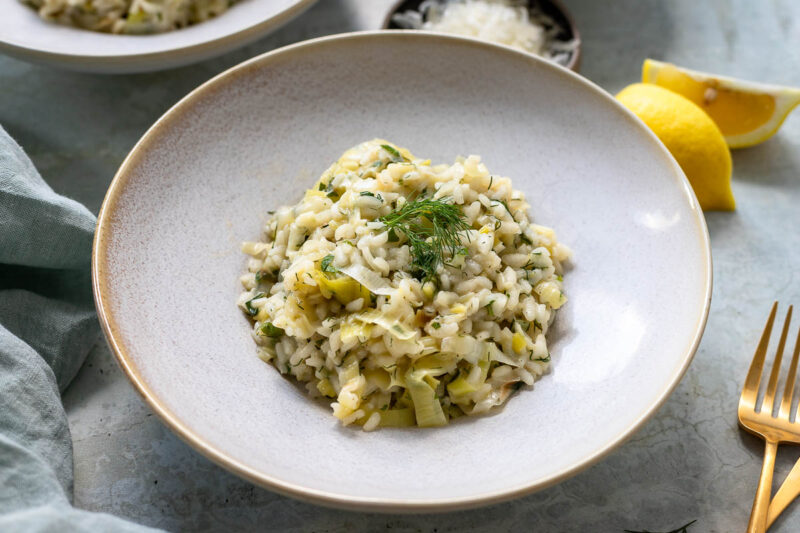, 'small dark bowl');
382,0,581,72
